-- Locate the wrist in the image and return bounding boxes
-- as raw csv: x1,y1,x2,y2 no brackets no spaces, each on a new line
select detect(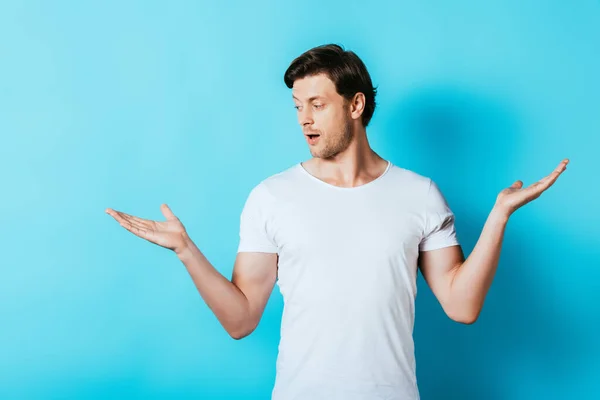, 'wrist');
175,233,195,258
490,206,510,224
